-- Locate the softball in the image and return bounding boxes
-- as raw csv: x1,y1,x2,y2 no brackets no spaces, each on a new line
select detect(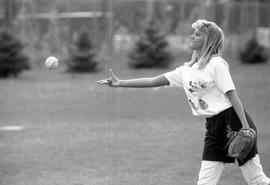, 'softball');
45,56,59,70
